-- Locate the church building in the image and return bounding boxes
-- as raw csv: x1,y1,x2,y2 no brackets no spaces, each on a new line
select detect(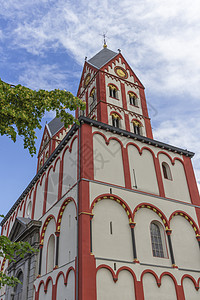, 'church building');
1,43,200,300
